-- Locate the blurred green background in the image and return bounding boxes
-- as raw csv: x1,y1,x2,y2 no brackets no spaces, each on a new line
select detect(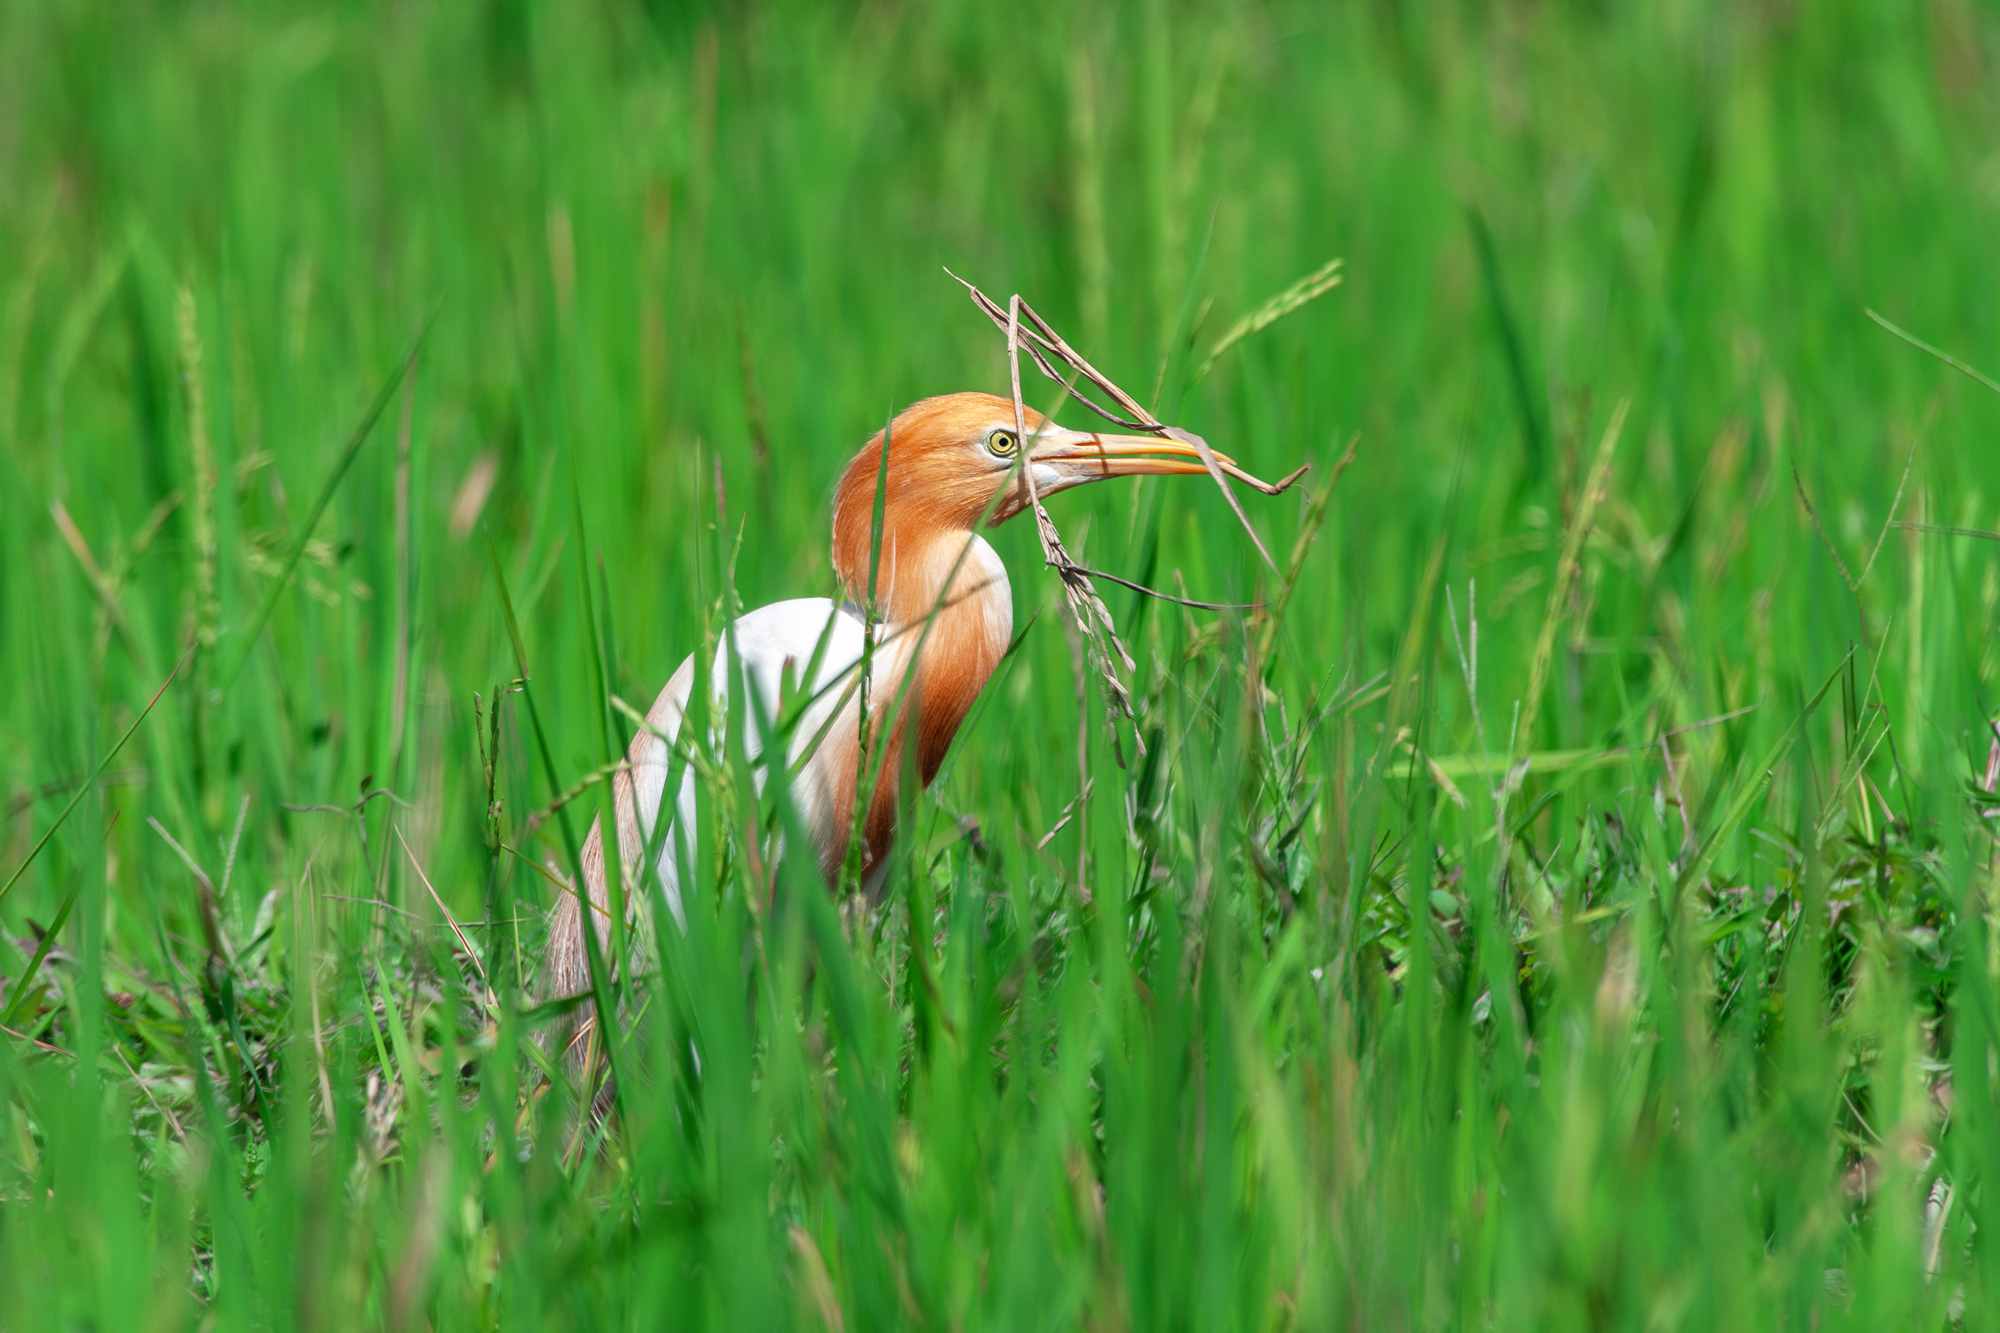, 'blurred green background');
3,1,1999,1328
